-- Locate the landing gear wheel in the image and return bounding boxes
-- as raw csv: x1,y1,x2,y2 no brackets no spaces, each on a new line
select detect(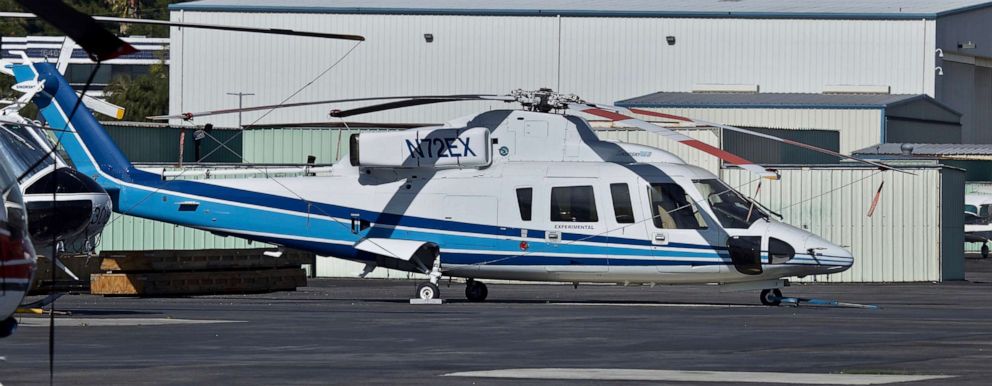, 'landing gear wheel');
465,280,488,302
760,288,783,306
0,317,17,338
416,282,440,300
982,243,989,259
